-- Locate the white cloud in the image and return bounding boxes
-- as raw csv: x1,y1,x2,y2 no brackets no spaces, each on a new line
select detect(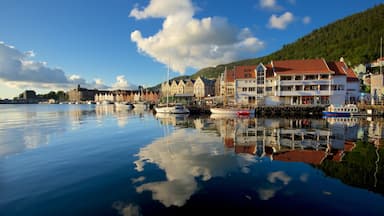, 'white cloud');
268,12,294,29
0,42,69,84
0,41,124,92
302,16,311,24
112,75,137,90
129,0,264,74
259,0,283,10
